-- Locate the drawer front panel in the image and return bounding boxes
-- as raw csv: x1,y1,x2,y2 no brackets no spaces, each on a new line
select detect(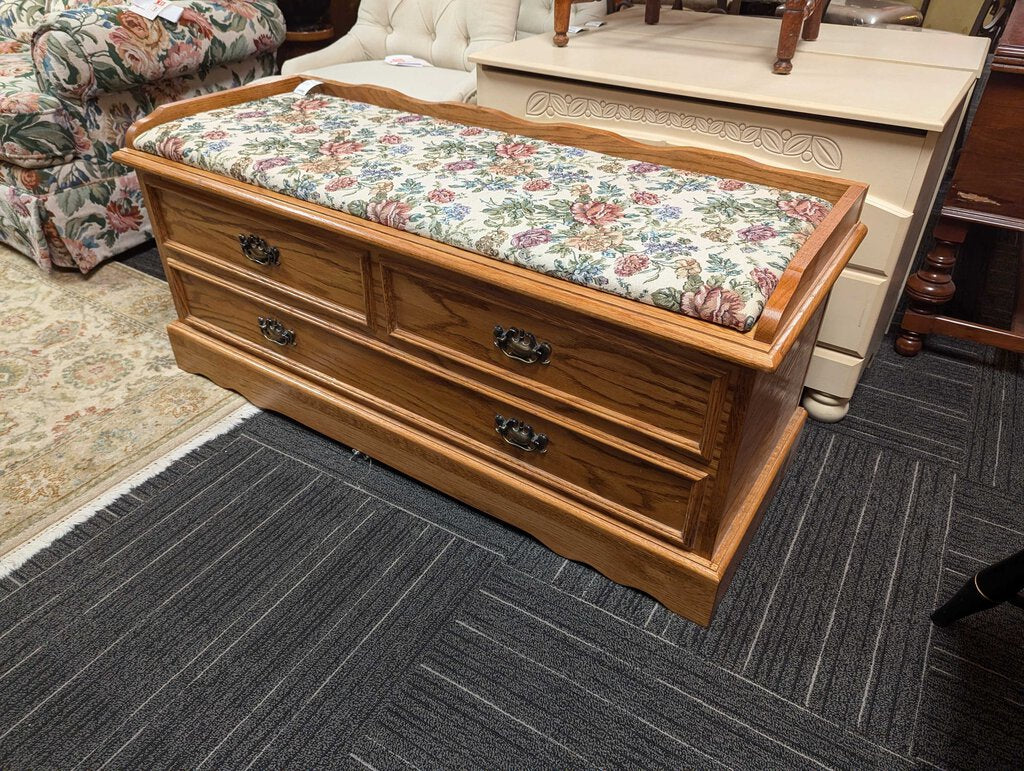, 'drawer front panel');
380,262,731,462
151,184,369,321
173,262,709,541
